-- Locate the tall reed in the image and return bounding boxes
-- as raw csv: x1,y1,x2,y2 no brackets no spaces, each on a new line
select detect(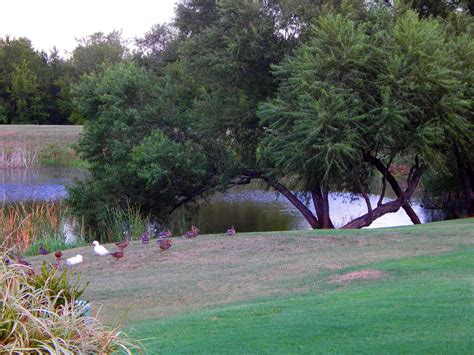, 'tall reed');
99,204,149,243
0,201,72,252
0,144,39,168
0,143,84,168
